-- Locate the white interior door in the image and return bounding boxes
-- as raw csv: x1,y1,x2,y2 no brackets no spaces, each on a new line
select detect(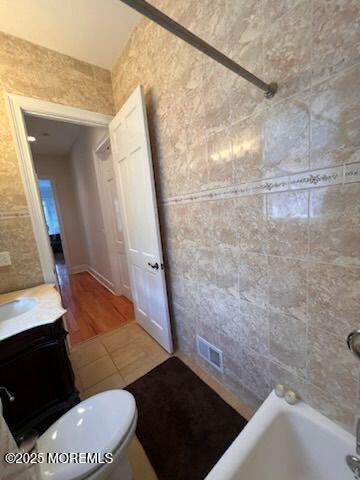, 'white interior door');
96,146,131,299
109,86,173,353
